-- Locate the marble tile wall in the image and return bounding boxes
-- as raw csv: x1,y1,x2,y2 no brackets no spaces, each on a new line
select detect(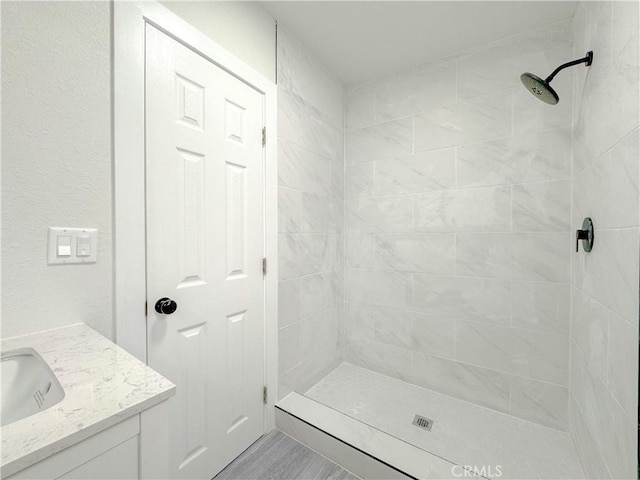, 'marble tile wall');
344,19,577,431
277,27,345,399
569,2,639,478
